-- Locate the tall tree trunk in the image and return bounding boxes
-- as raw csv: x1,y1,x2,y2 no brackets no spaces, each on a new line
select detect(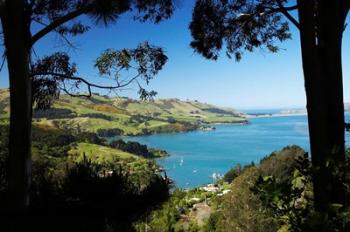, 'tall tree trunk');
1,0,32,211
297,0,346,211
